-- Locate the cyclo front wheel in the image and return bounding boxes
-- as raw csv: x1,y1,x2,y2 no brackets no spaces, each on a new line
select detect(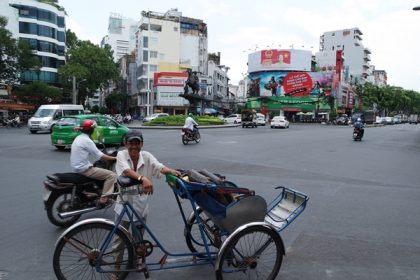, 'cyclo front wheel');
185,208,220,257
215,224,284,280
53,222,135,280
